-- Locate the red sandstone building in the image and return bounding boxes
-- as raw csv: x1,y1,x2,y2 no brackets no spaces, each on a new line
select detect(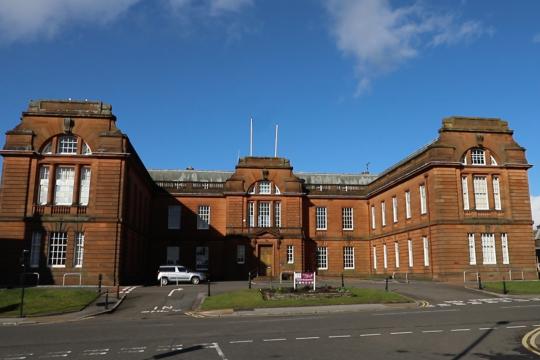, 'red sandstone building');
0,100,537,285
